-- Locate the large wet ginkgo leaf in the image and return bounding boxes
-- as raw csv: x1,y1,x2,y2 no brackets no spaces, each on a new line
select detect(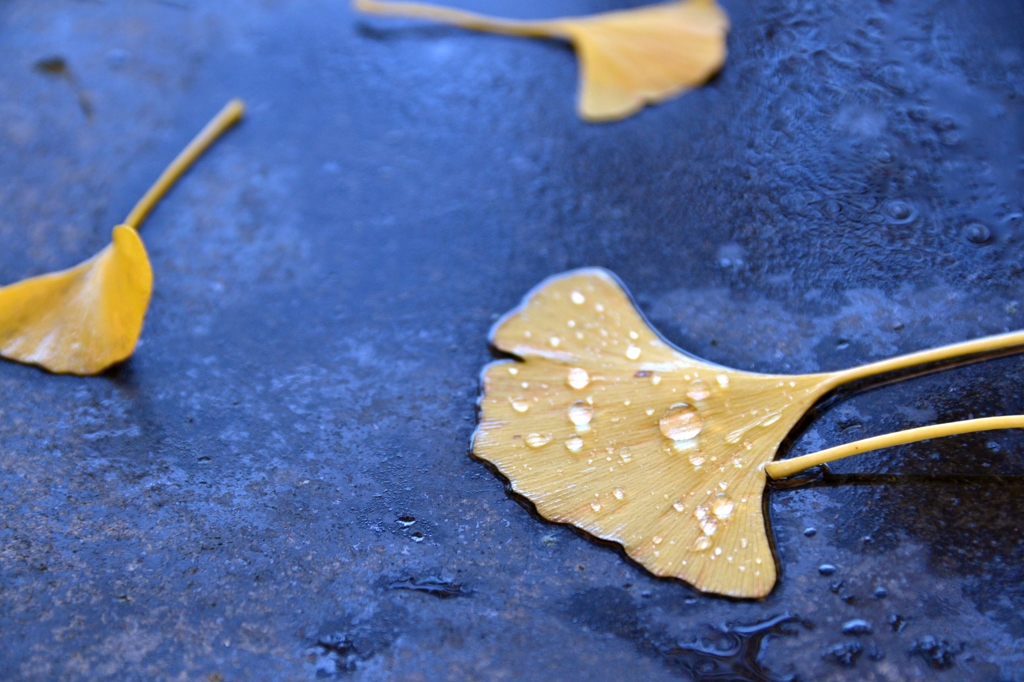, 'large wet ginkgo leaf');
354,0,730,122
0,99,244,376
473,269,1024,598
